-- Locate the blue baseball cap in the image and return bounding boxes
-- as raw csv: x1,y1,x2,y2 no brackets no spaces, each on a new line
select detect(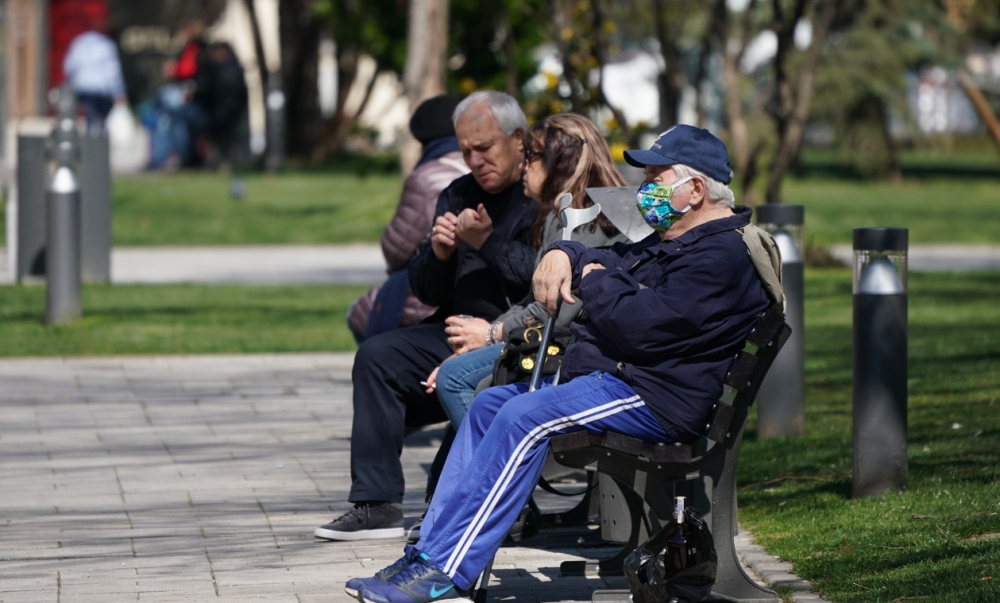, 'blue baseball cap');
624,125,733,185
